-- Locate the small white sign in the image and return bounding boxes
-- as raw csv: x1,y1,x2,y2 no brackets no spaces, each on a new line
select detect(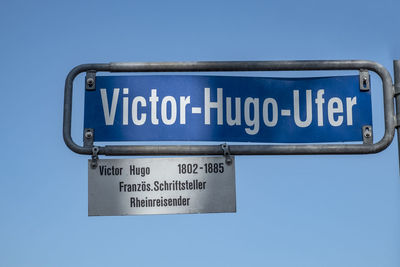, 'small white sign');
88,157,236,216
